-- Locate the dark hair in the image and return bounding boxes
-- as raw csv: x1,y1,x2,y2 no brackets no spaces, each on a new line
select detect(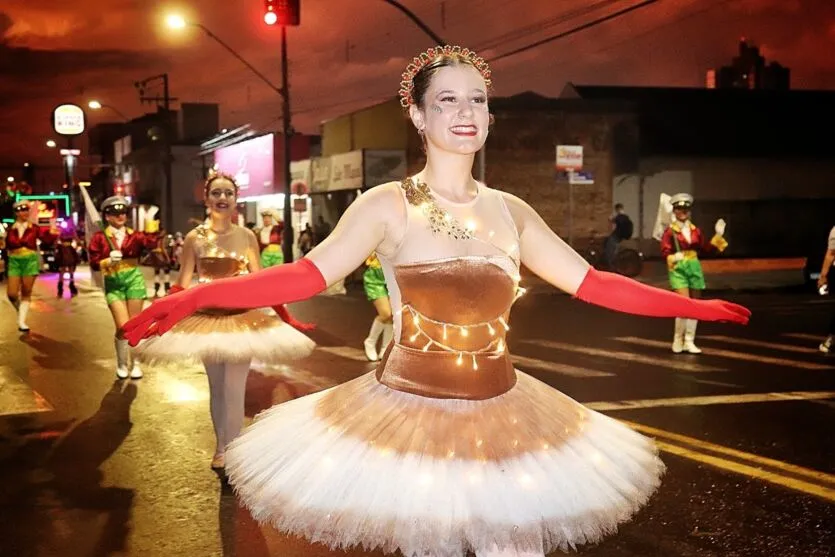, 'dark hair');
412,53,485,110
204,173,238,197
615,203,624,210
